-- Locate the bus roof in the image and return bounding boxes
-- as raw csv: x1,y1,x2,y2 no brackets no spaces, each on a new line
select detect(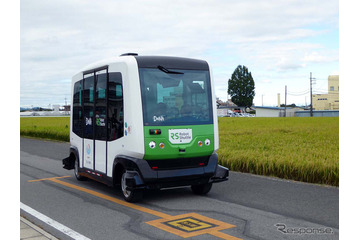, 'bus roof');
135,56,209,70
79,55,209,74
